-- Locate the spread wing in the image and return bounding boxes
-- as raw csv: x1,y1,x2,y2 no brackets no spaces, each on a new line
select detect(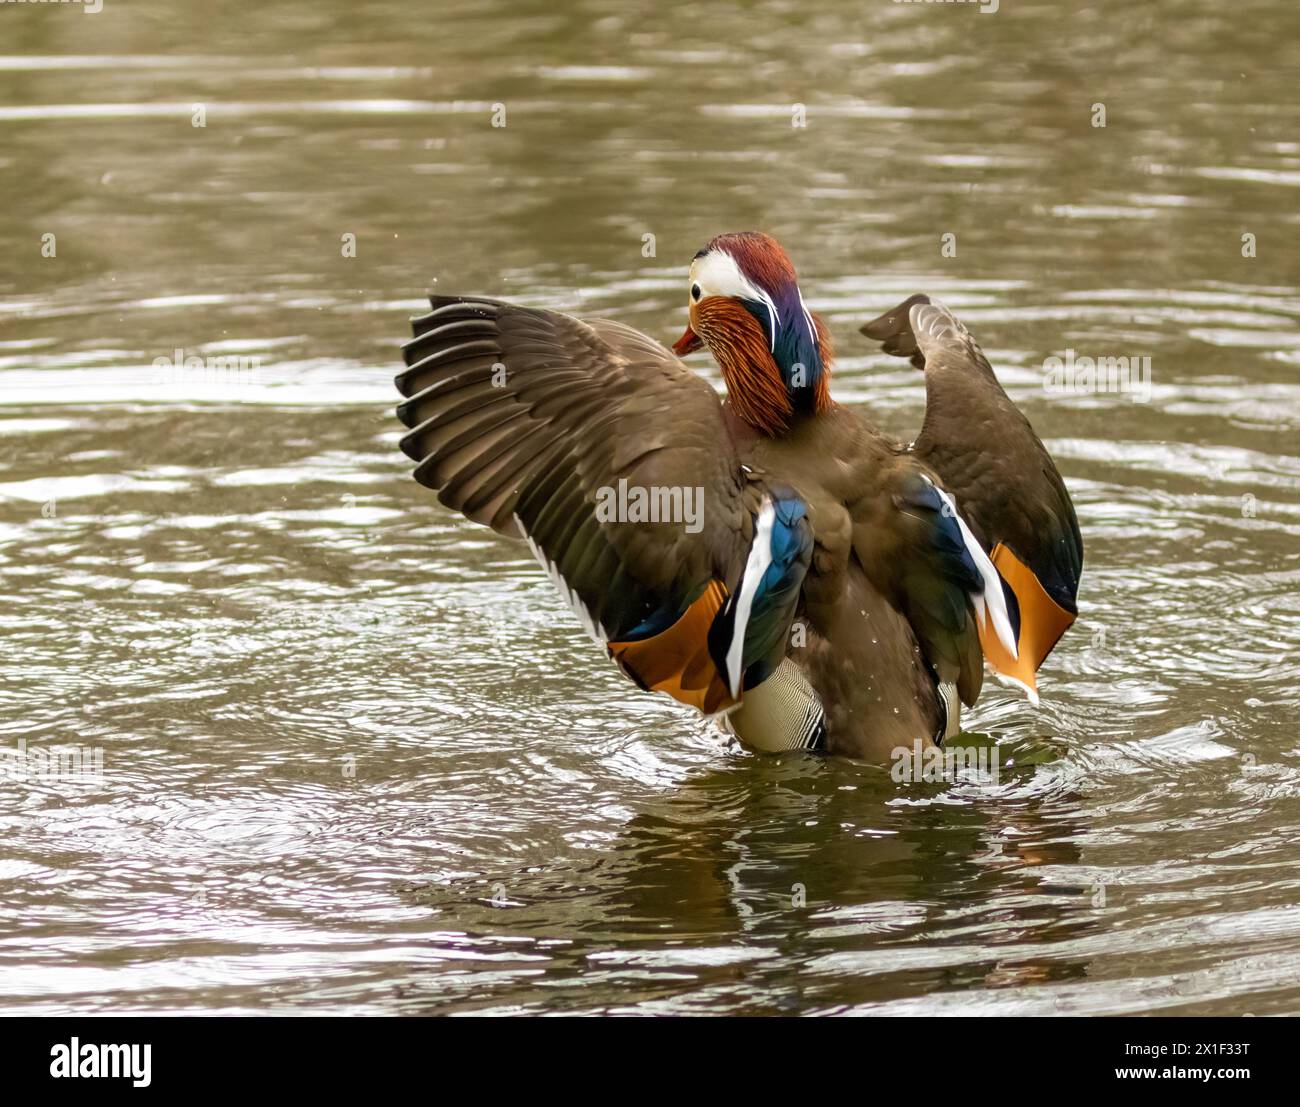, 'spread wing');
861,296,1083,700
396,296,811,714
